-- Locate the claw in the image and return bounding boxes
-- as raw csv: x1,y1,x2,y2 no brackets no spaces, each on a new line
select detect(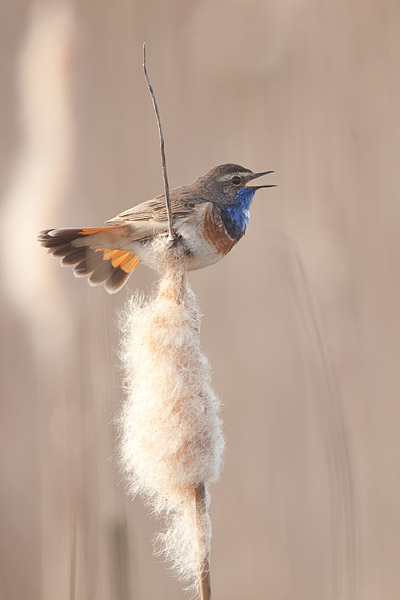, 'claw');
168,234,182,249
